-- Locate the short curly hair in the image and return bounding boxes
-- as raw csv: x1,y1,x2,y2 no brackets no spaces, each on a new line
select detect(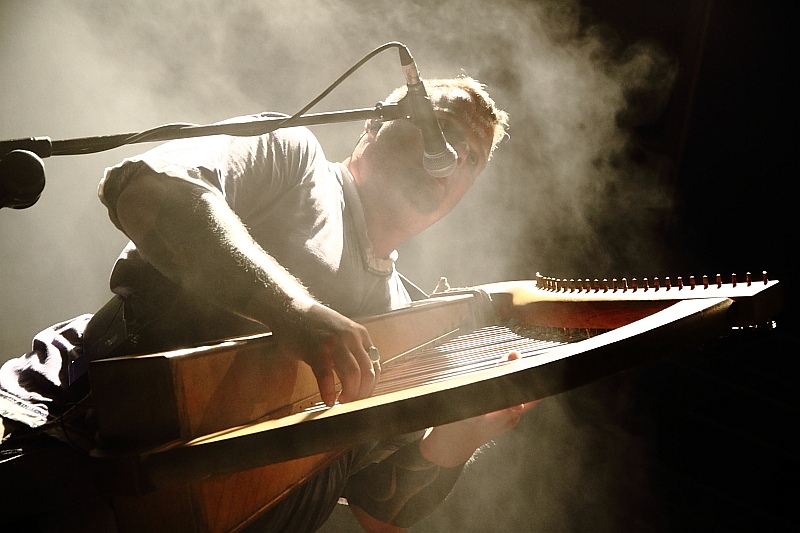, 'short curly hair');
384,76,509,161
